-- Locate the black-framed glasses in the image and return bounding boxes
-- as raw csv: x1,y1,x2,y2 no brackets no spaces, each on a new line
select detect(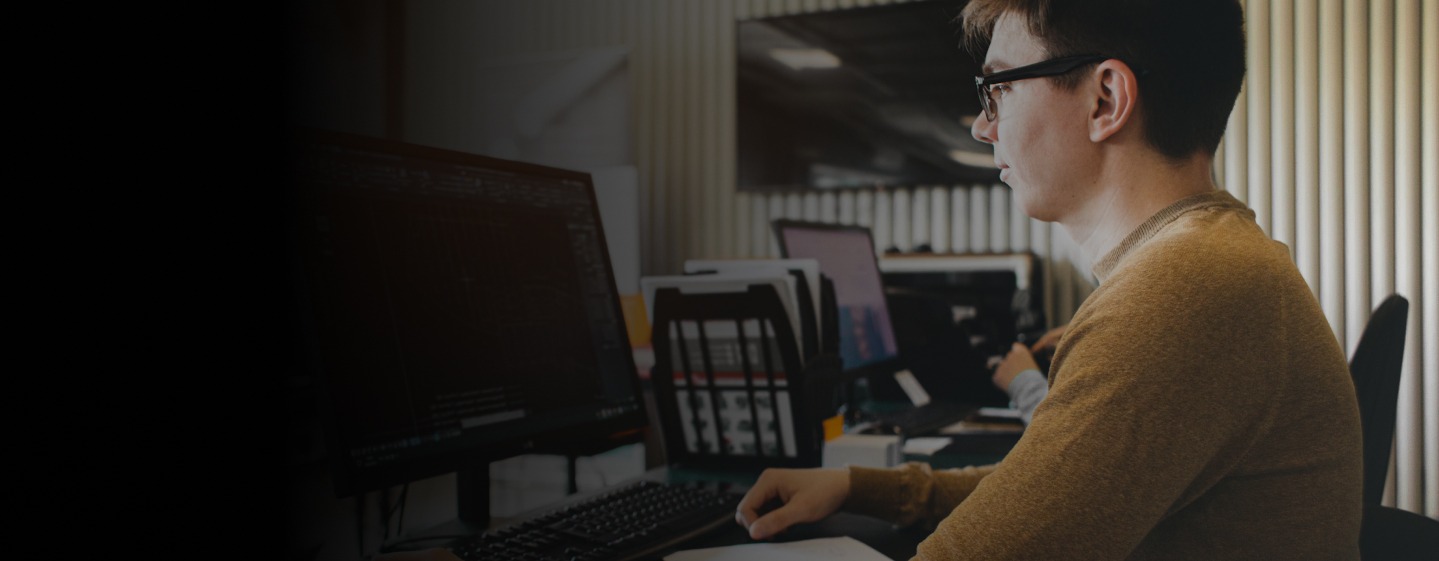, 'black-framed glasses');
974,54,1114,122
